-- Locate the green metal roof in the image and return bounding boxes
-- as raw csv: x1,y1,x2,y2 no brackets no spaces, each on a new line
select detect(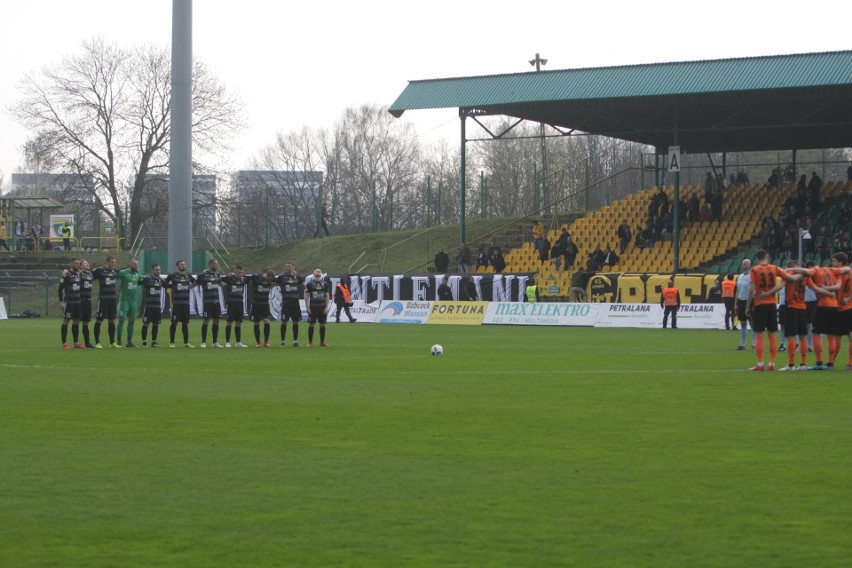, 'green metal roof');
389,51,852,153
